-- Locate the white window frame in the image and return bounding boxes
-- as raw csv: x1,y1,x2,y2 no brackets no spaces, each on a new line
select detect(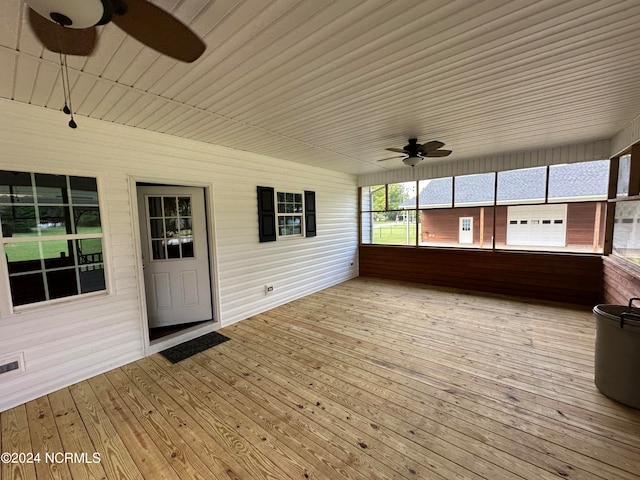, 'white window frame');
0,171,106,309
276,191,304,238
